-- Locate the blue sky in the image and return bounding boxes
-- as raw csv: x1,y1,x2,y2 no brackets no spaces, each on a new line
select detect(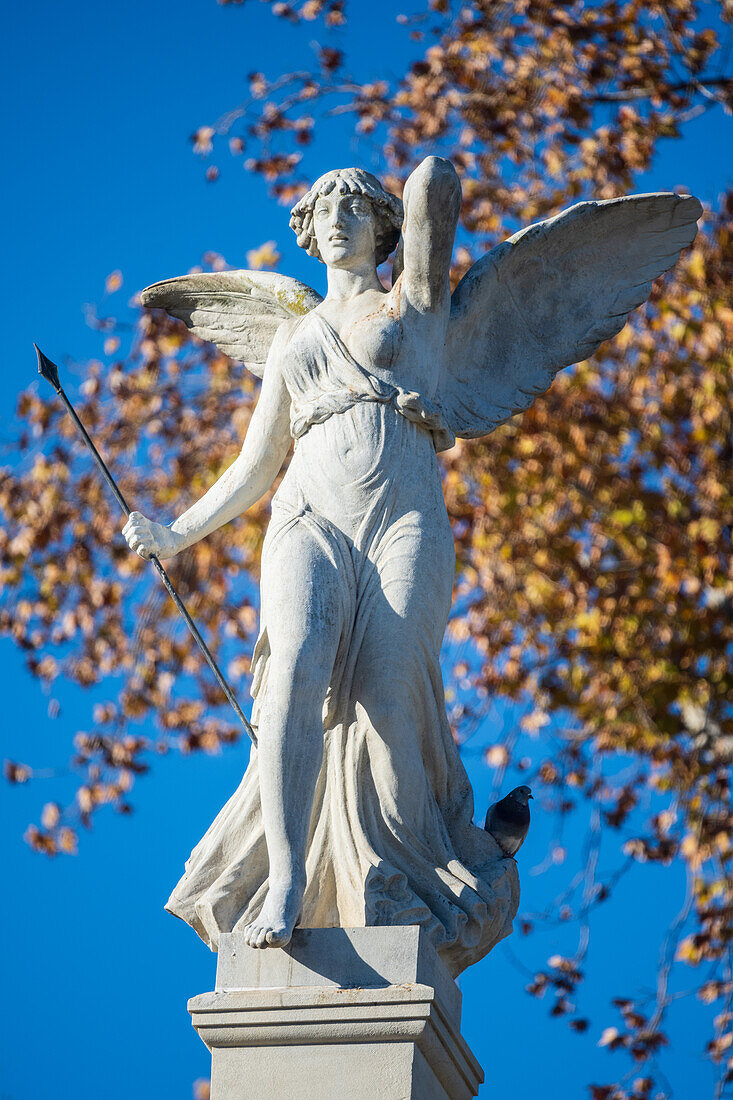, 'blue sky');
1,1,731,1098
